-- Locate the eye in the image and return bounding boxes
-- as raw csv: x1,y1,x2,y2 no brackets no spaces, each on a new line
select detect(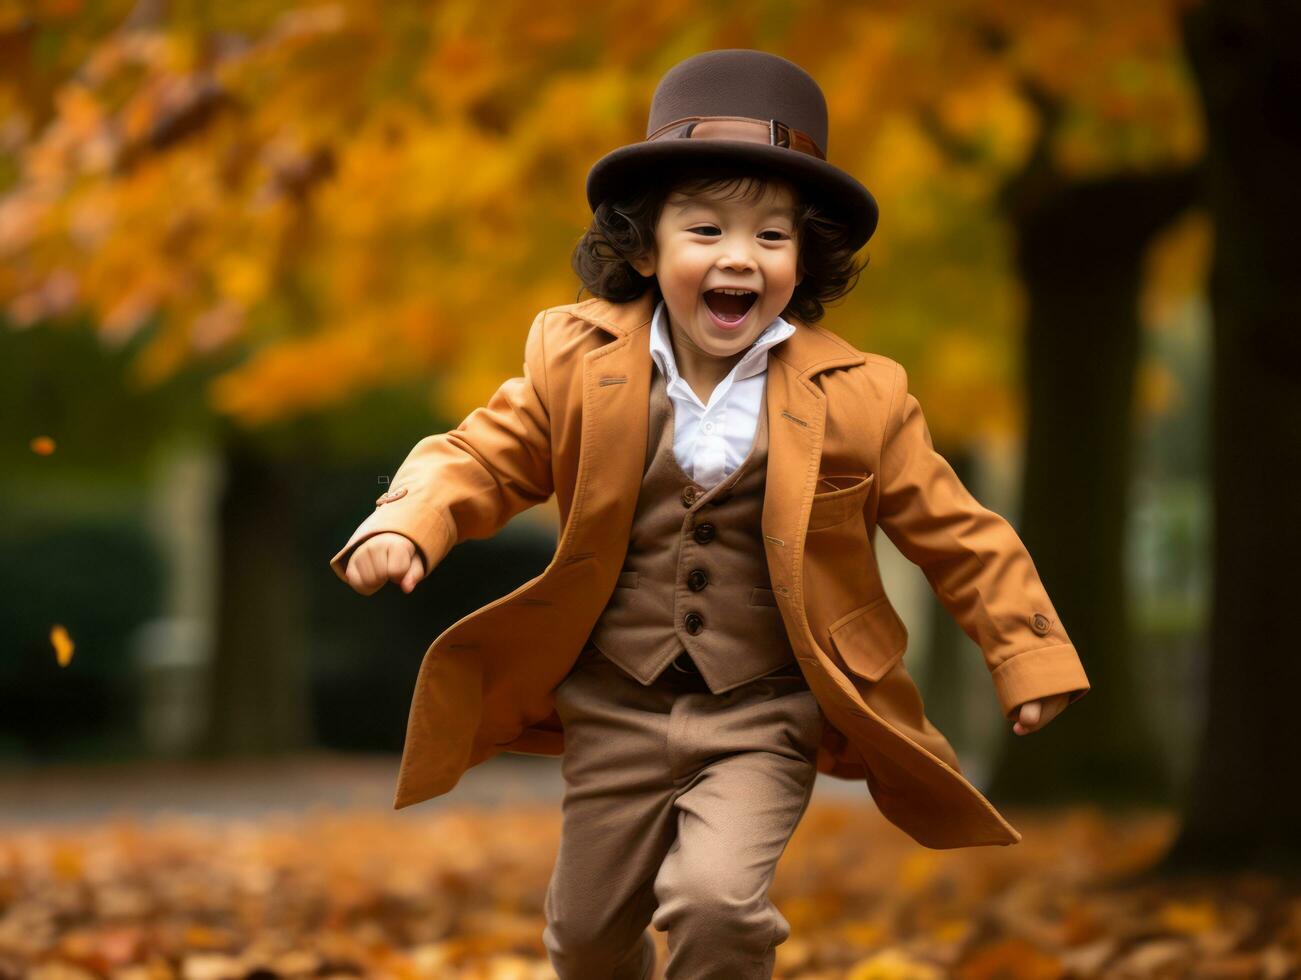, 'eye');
687,226,790,241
